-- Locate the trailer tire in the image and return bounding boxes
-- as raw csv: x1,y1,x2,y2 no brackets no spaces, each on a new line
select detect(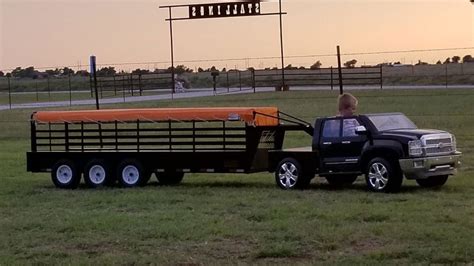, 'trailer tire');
275,158,308,190
84,159,114,188
117,159,149,188
51,159,81,189
156,172,184,185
